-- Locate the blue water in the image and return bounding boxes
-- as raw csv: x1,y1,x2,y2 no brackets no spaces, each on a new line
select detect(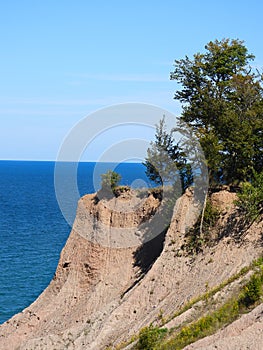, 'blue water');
0,160,152,324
